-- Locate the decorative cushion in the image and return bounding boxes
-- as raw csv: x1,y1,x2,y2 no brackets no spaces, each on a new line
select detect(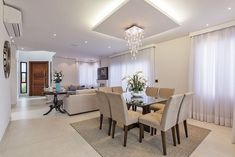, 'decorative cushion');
68,85,77,91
